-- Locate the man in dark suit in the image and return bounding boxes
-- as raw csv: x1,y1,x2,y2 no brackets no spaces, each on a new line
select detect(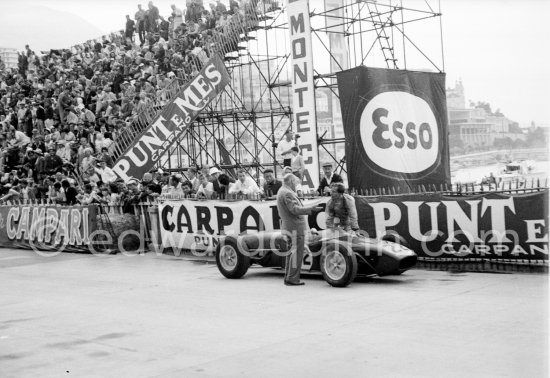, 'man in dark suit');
277,174,322,286
317,162,343,196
